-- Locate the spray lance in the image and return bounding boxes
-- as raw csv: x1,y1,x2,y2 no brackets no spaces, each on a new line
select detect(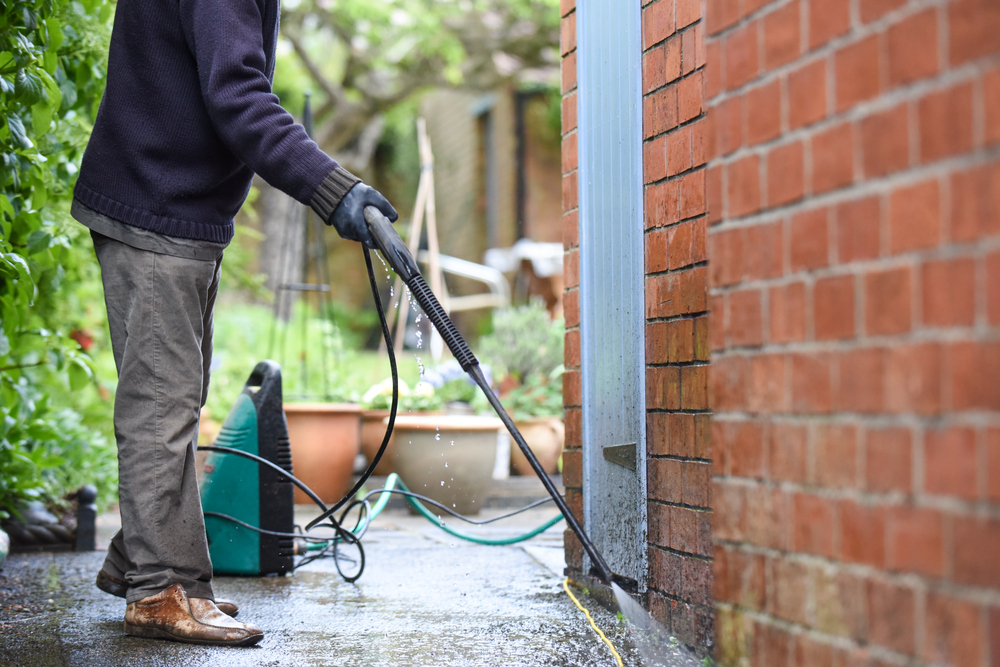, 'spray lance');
309,205,616,585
